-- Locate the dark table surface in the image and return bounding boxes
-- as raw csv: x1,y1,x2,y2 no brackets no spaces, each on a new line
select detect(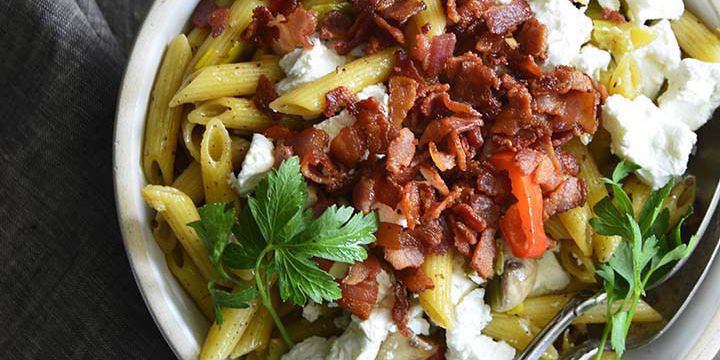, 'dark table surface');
0,1,175,359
